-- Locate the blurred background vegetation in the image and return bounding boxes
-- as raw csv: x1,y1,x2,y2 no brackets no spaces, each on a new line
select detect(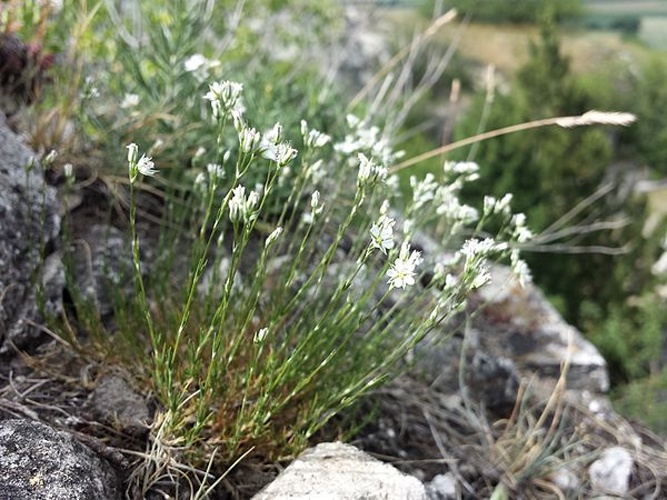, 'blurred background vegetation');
398,0,667,433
